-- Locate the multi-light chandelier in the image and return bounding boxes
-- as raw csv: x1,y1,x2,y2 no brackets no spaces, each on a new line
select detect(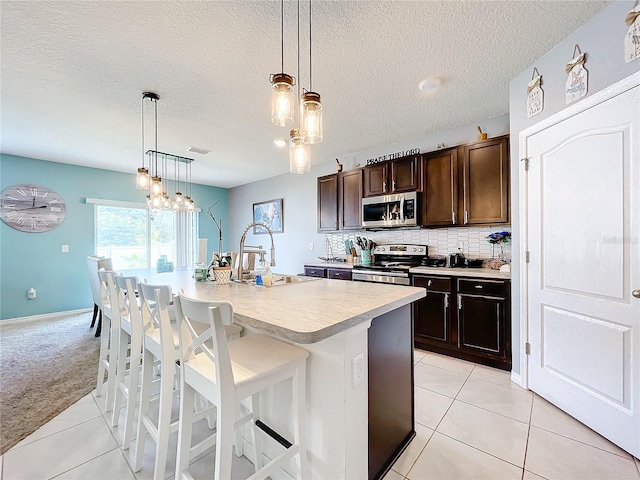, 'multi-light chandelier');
136,92,195,211
270,0,322,175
